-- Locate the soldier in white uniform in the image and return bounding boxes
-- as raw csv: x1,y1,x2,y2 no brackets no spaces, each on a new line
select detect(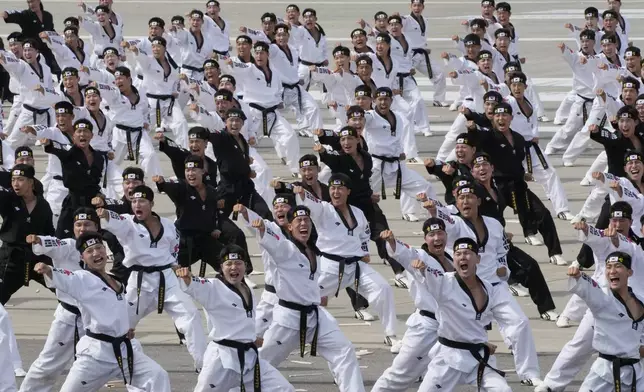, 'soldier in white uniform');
95,67,163,181
40,26,91,86
79,5,124,67
372,220,453,391
224,42,301,177
123,37,189,149
19,209,100,391
176,246,295,392
170,10,219,81
413,237,512,392
292,8,328,91
33,232,171,392
402,0,448,107
237,203,366,392
567,251,644,391
293,173,401,348
0,39,56,149
98,187,207,370
202,0,231,57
